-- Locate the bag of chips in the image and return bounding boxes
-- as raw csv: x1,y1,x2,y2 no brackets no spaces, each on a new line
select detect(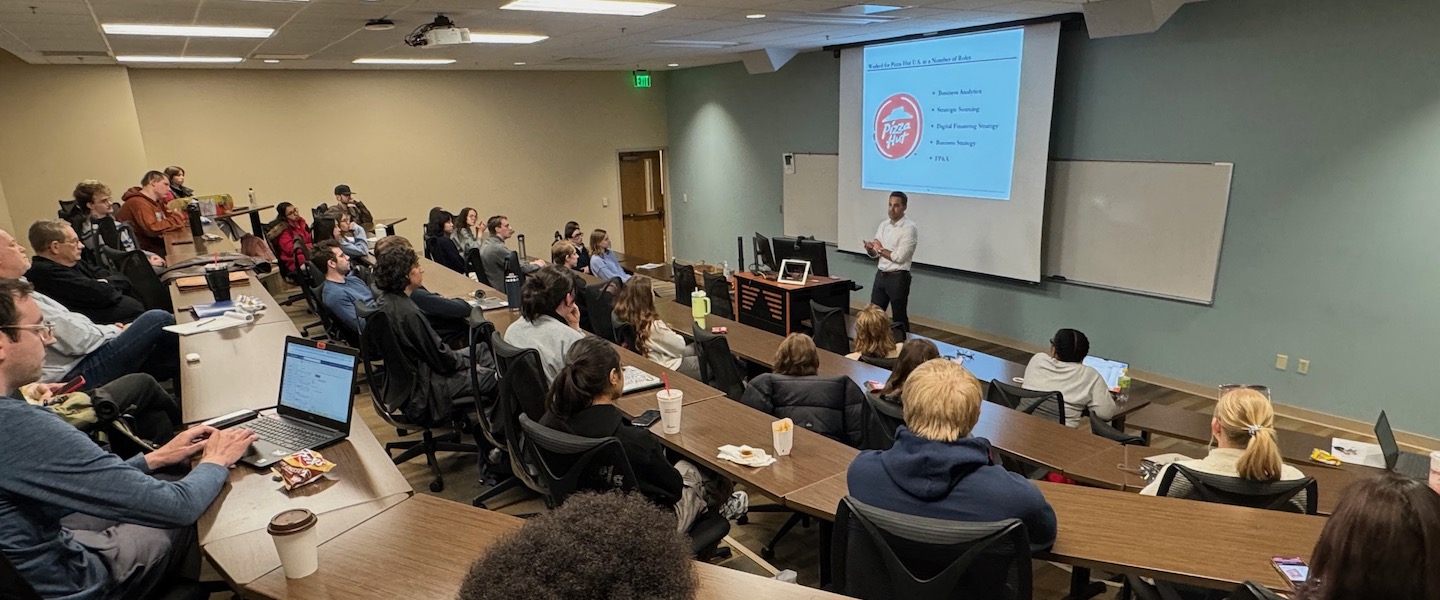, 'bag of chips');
271,449,336,491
